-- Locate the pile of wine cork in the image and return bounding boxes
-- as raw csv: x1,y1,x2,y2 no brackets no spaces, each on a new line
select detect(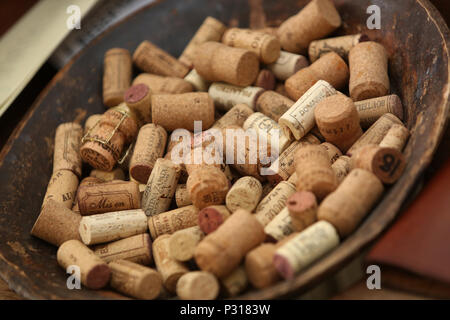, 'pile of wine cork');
32,1,412,299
